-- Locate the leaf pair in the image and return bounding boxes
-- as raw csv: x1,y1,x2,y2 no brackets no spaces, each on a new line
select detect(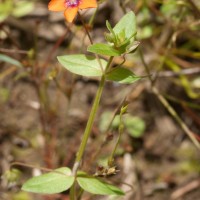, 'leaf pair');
22,167,124,196
58,54,140,84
